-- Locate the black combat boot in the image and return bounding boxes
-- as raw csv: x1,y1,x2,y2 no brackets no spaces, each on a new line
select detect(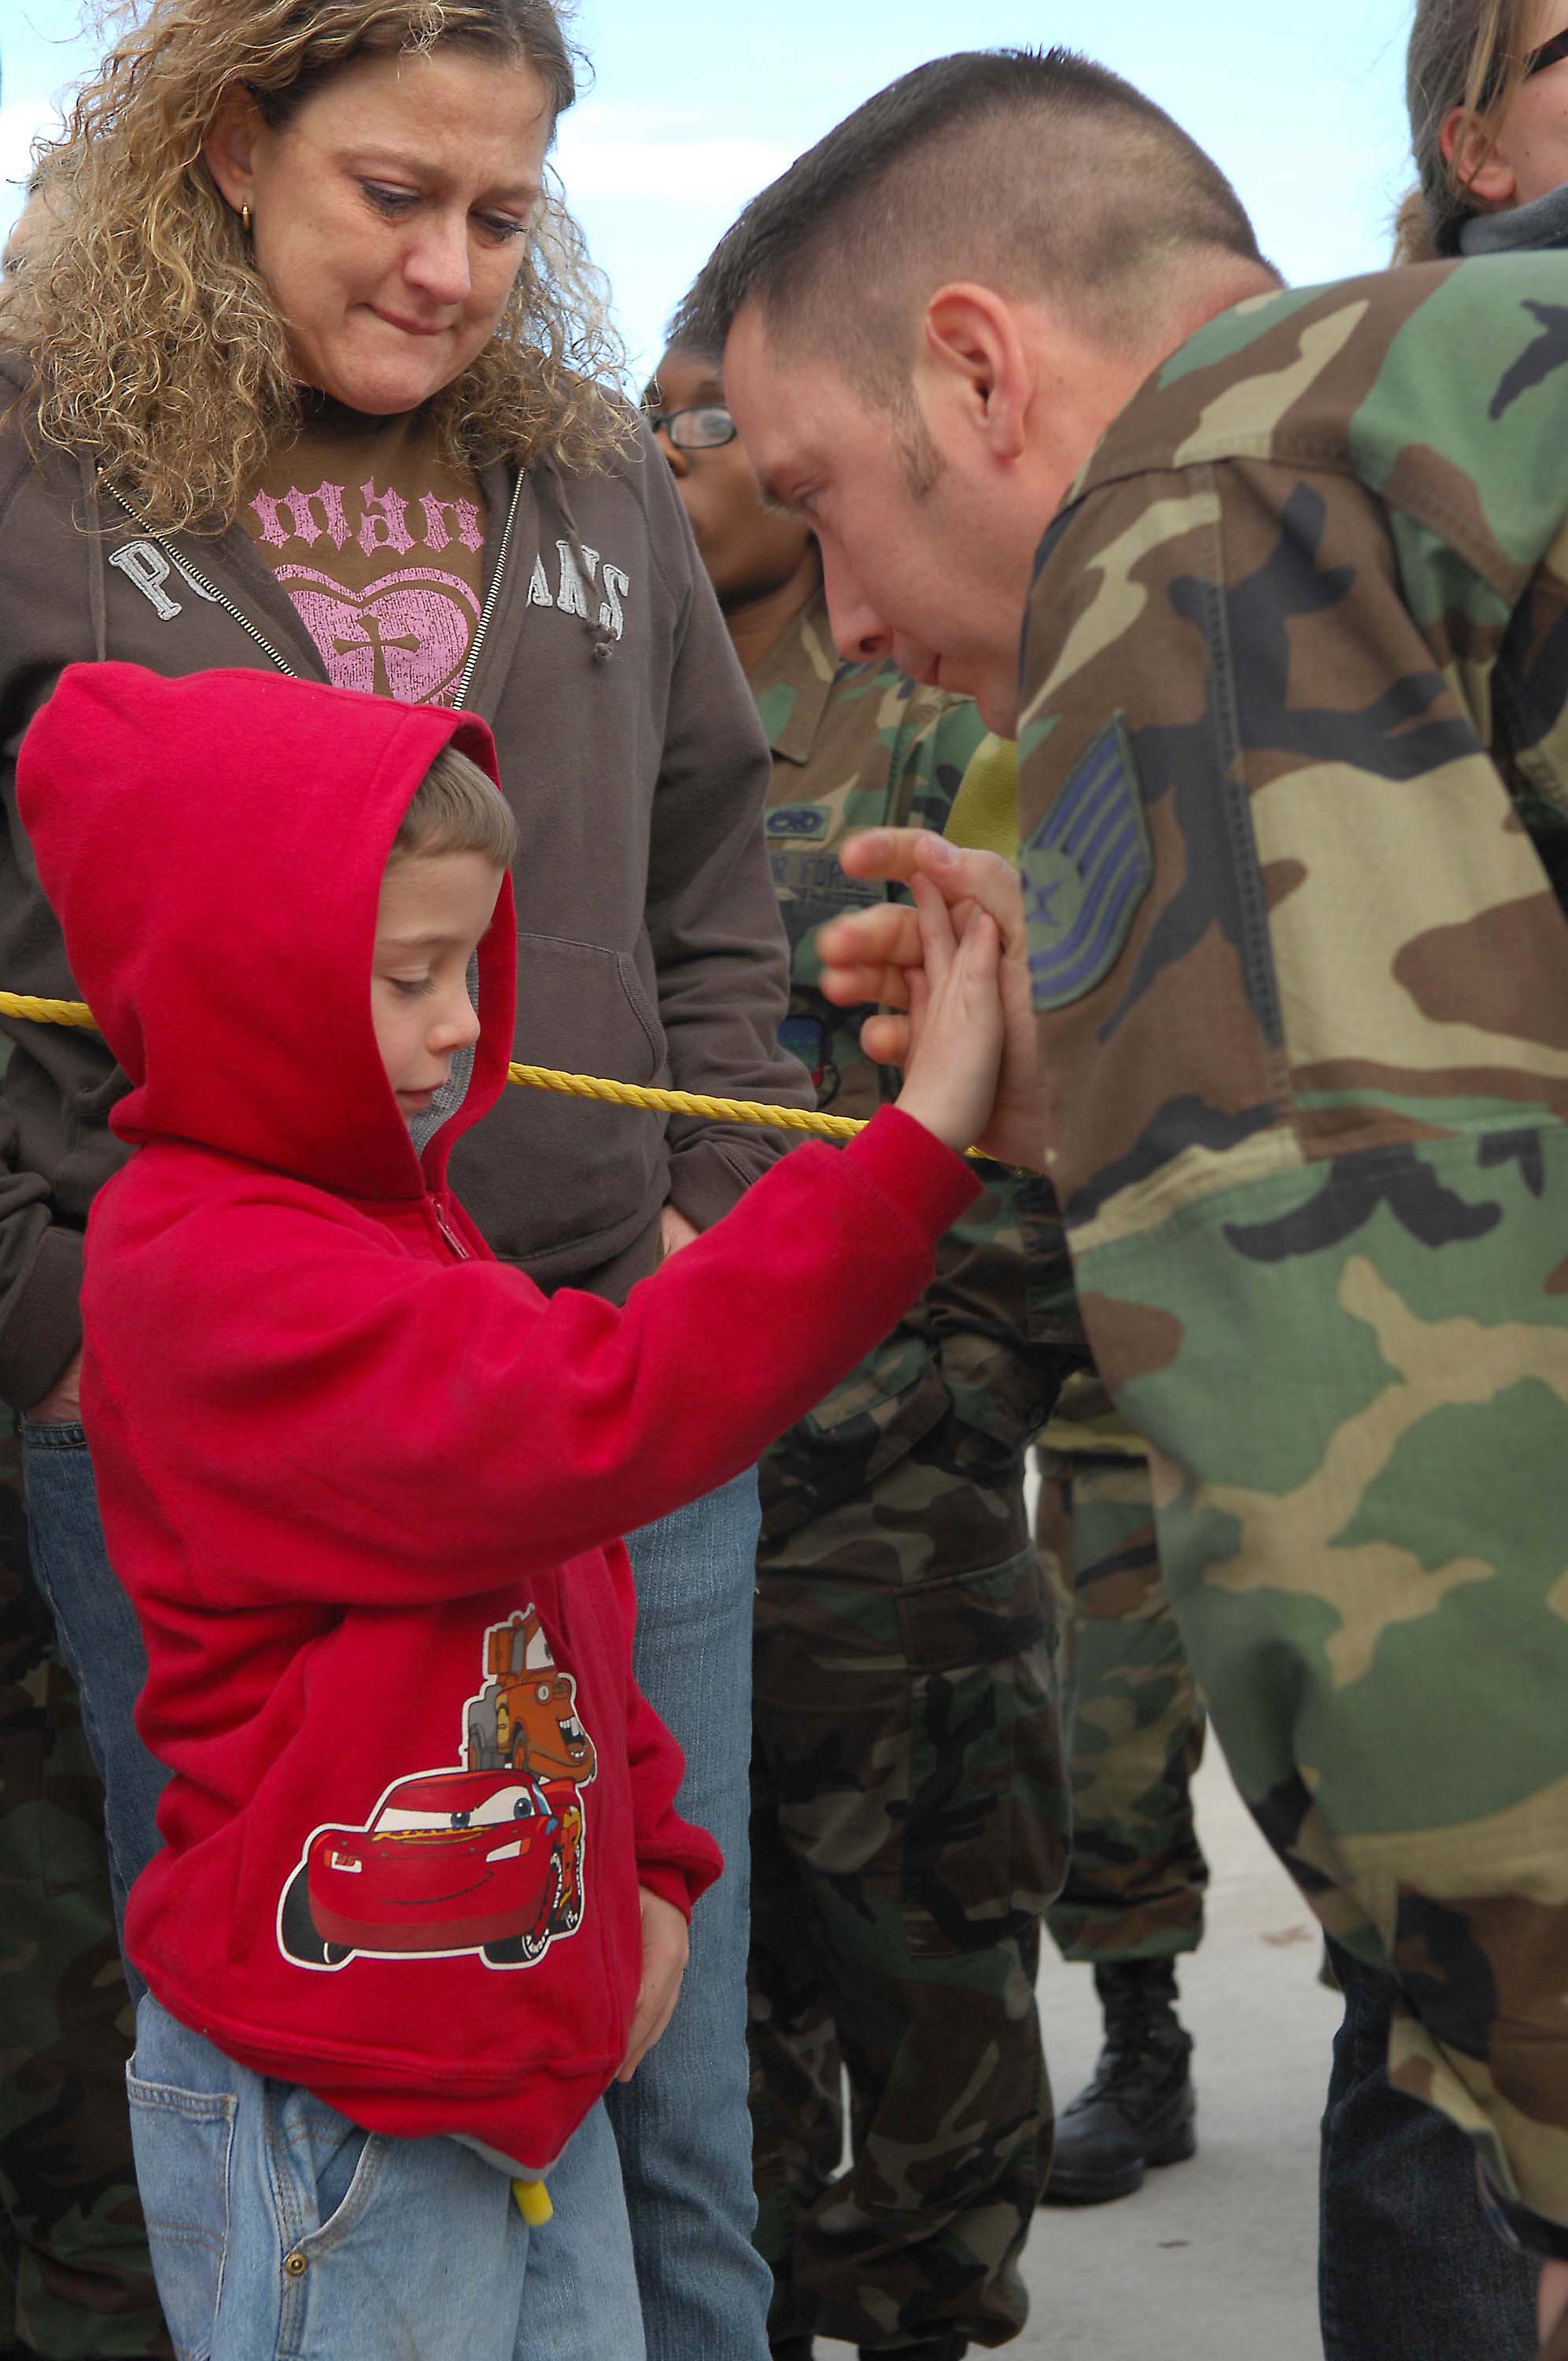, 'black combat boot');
1042,1958,1196,2204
